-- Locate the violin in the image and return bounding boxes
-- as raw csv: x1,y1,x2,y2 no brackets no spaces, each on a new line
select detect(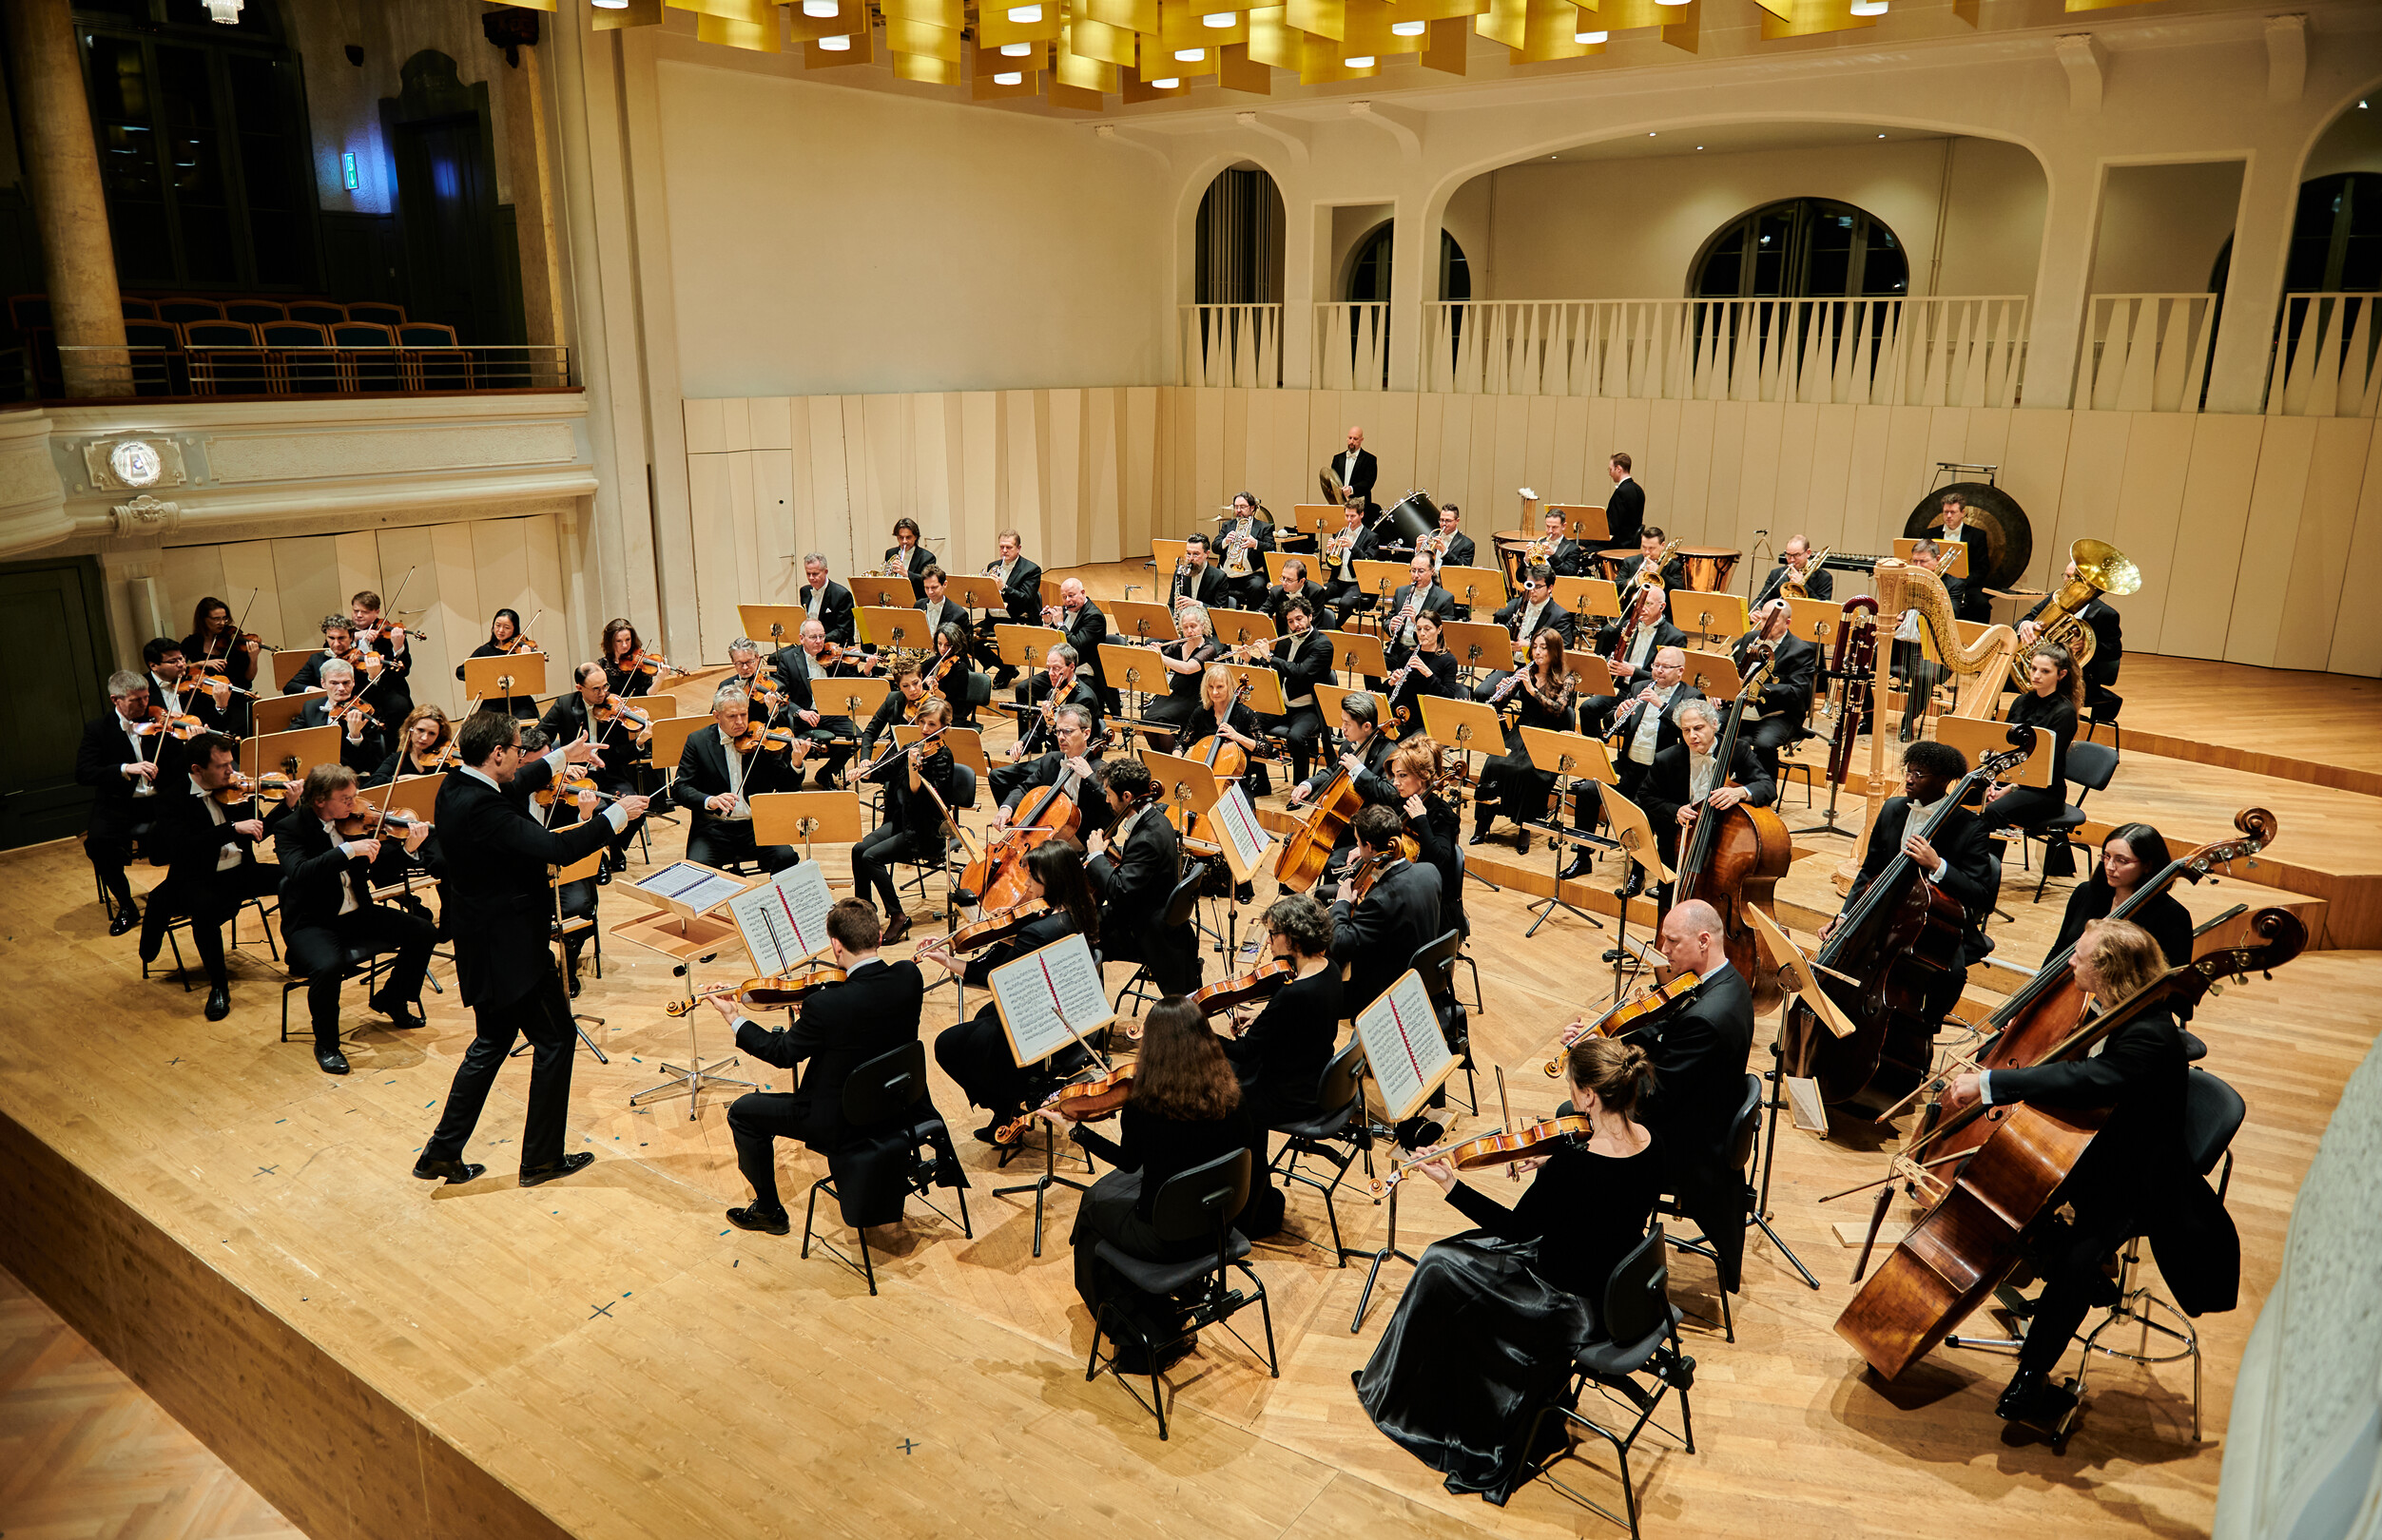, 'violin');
534,770,600,808
1367,1115,1596,1197
214,770,298,805
133,710,211,741
335,805,429,839
992,1062,1137,1146
1540,971,1701,1075
328,697,380,730
732,720,798,756
334,644,387,679
664,966,848,1017
623,648,691,679
595,694,653,732
943,899,1051,955
1190,958,1294,1026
